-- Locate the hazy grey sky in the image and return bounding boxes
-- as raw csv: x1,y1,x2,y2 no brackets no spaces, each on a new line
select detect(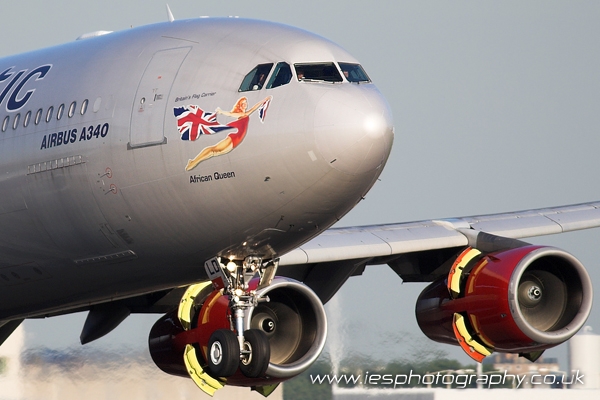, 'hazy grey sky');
4,0,600,371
